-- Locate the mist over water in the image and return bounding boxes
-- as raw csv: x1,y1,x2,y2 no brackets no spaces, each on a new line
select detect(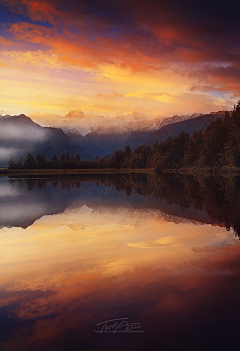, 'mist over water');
0,174,240,351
